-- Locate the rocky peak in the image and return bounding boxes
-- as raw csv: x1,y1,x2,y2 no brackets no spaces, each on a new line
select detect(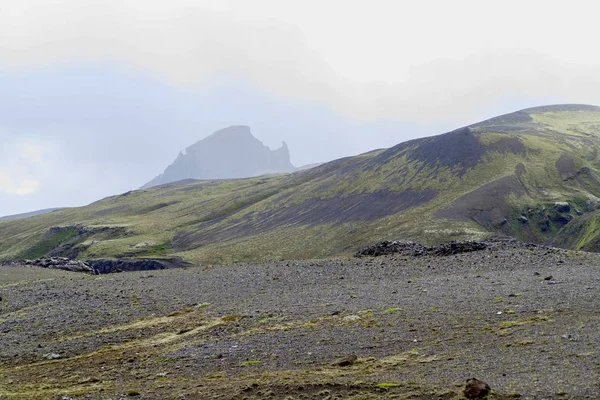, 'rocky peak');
142,126,296,189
